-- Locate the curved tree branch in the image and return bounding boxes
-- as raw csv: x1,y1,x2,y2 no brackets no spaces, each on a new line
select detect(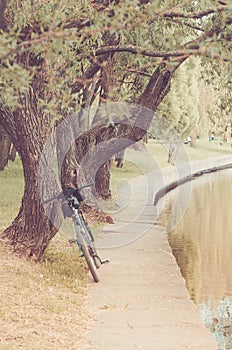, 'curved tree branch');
95,45,196,58
164,17,205,32
0,0,7,30
154,163,232,206
161,5,228,19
